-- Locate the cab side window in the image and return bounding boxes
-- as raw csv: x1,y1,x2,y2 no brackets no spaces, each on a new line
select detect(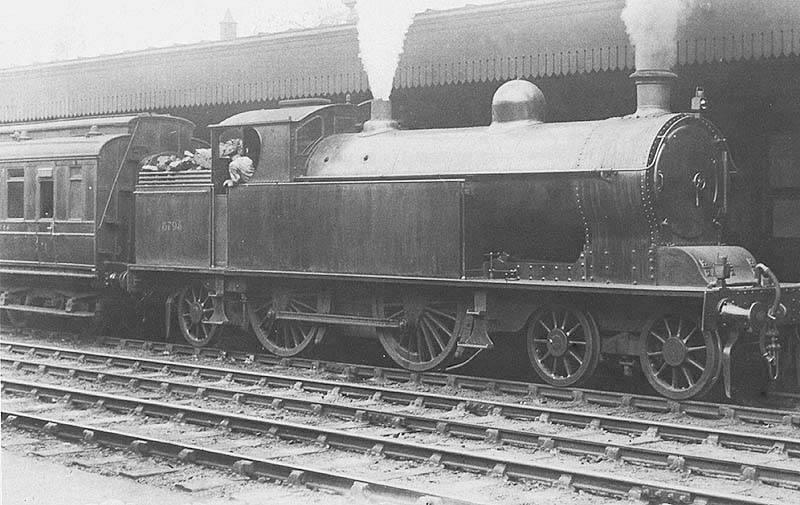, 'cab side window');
6,168,24,219
217,127,259,188
295,116,323,156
